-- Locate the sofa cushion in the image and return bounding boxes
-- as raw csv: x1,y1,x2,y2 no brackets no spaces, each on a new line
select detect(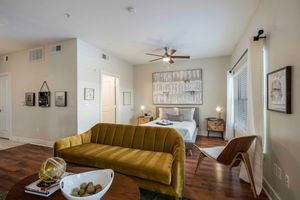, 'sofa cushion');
57,143,174,185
